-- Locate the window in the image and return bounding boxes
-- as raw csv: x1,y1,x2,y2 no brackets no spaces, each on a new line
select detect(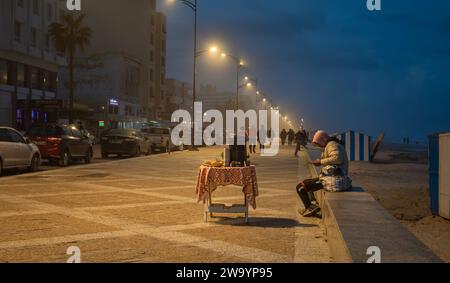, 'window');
14,21,21,42
150,87,154,97
16,64,25,87
150,69,153,82
70,127,82,138
150,32,154,45
45,33,50,51
150,51,154,62
17,0,24,8
42,71,50,91
31,67,40,89
0,60,7,85
151,16,155,26
31,28,38,48
47,4,53,21
162,56,166,67
0,129,10,142
8,130,24,143
33,0,39,15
